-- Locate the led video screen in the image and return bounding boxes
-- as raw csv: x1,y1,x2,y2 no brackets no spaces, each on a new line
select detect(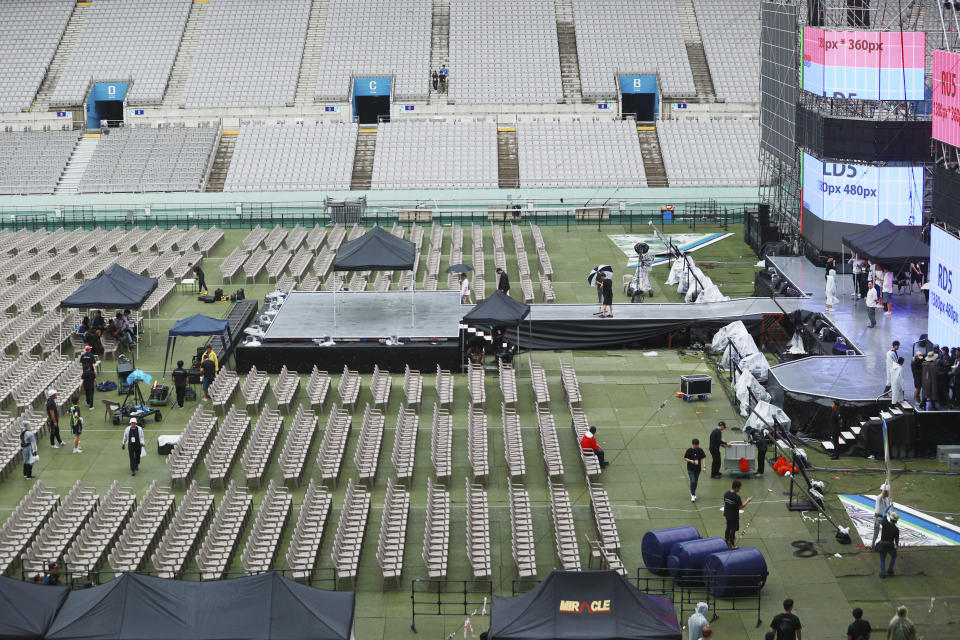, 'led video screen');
802,28,925,100
932,50,960,147
928,225,960,349
802,152,923,226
